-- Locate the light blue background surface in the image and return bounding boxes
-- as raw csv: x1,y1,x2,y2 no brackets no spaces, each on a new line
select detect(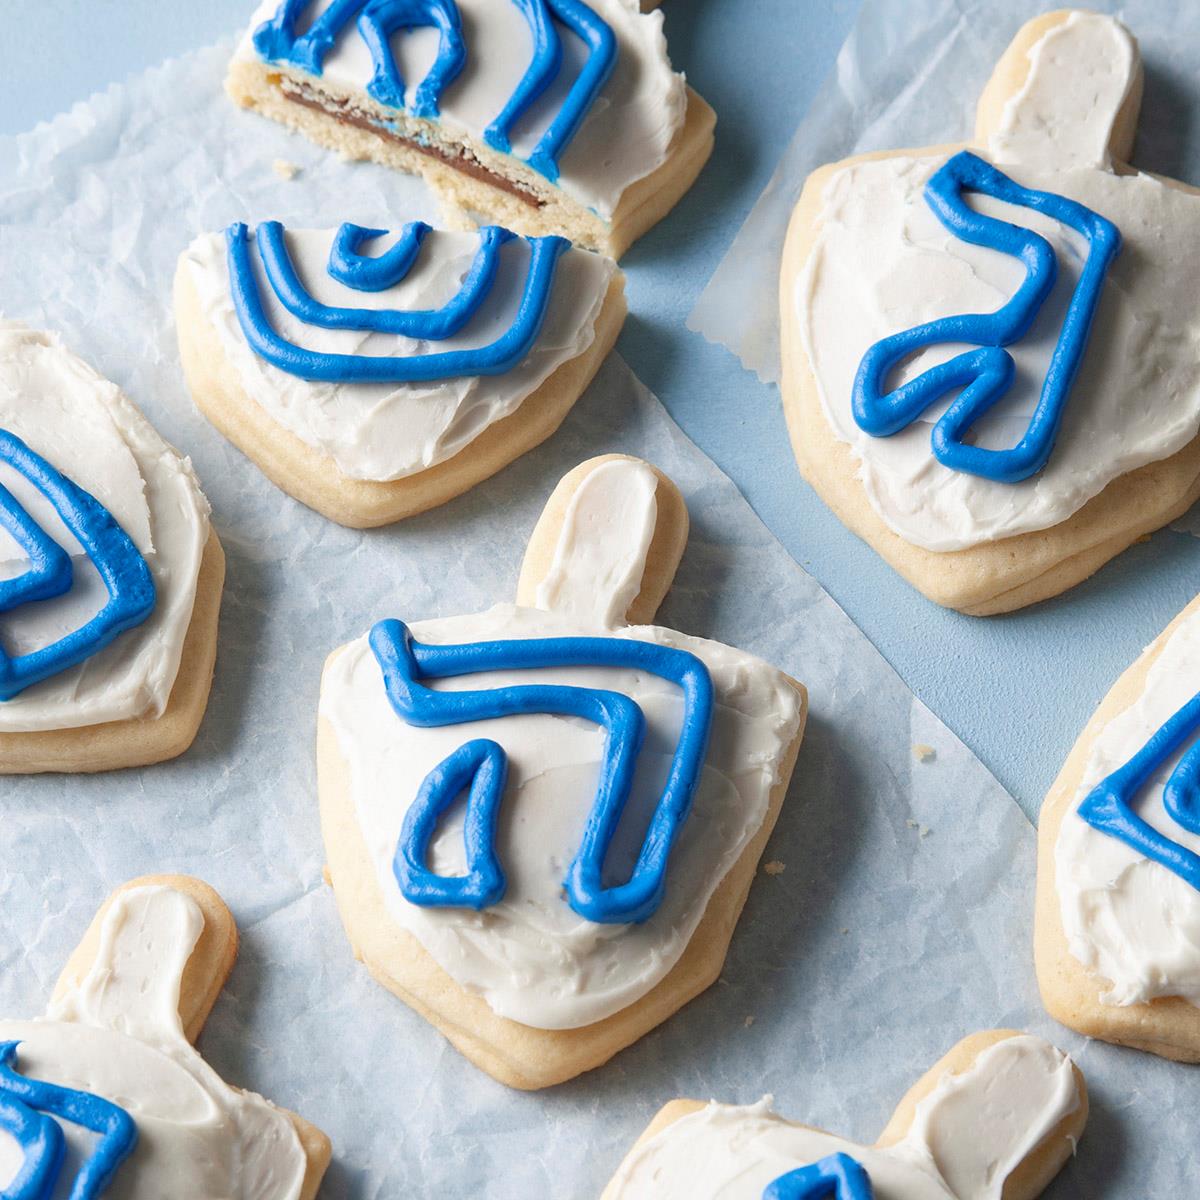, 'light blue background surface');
5,0,1200,822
